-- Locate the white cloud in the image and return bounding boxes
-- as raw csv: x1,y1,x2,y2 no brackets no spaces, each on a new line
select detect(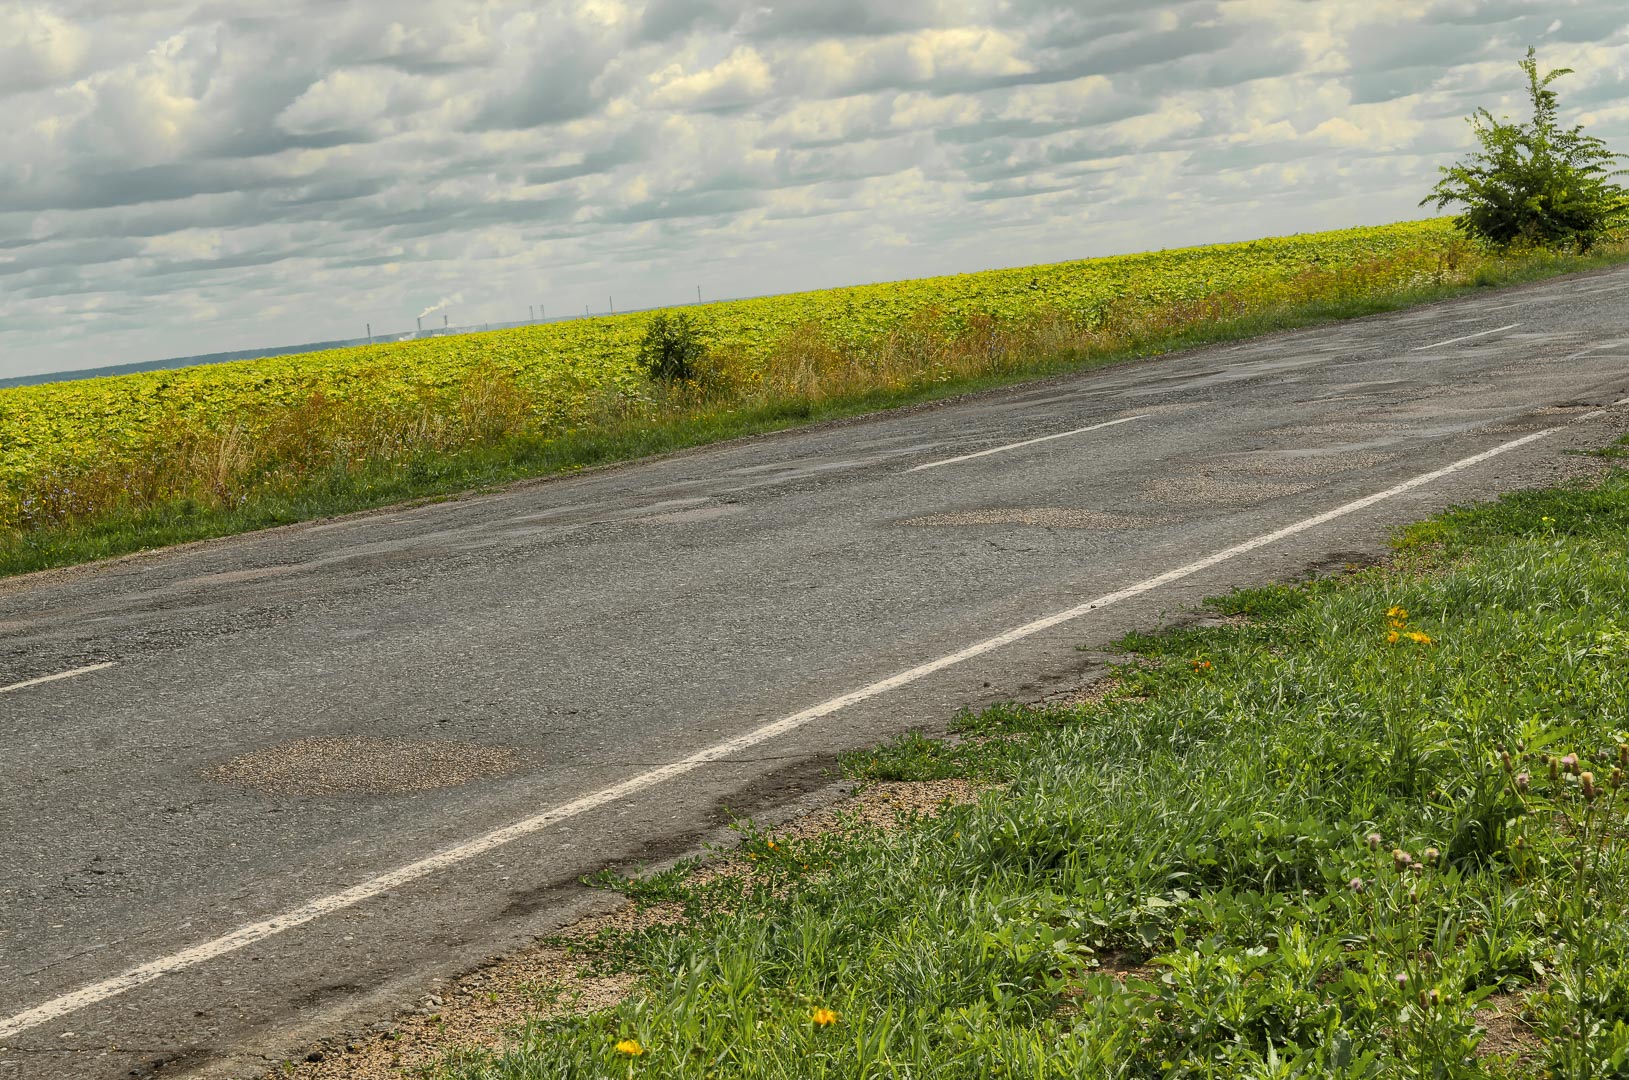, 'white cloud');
277,68,436,135
0,7,89,95
649,47,775,110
